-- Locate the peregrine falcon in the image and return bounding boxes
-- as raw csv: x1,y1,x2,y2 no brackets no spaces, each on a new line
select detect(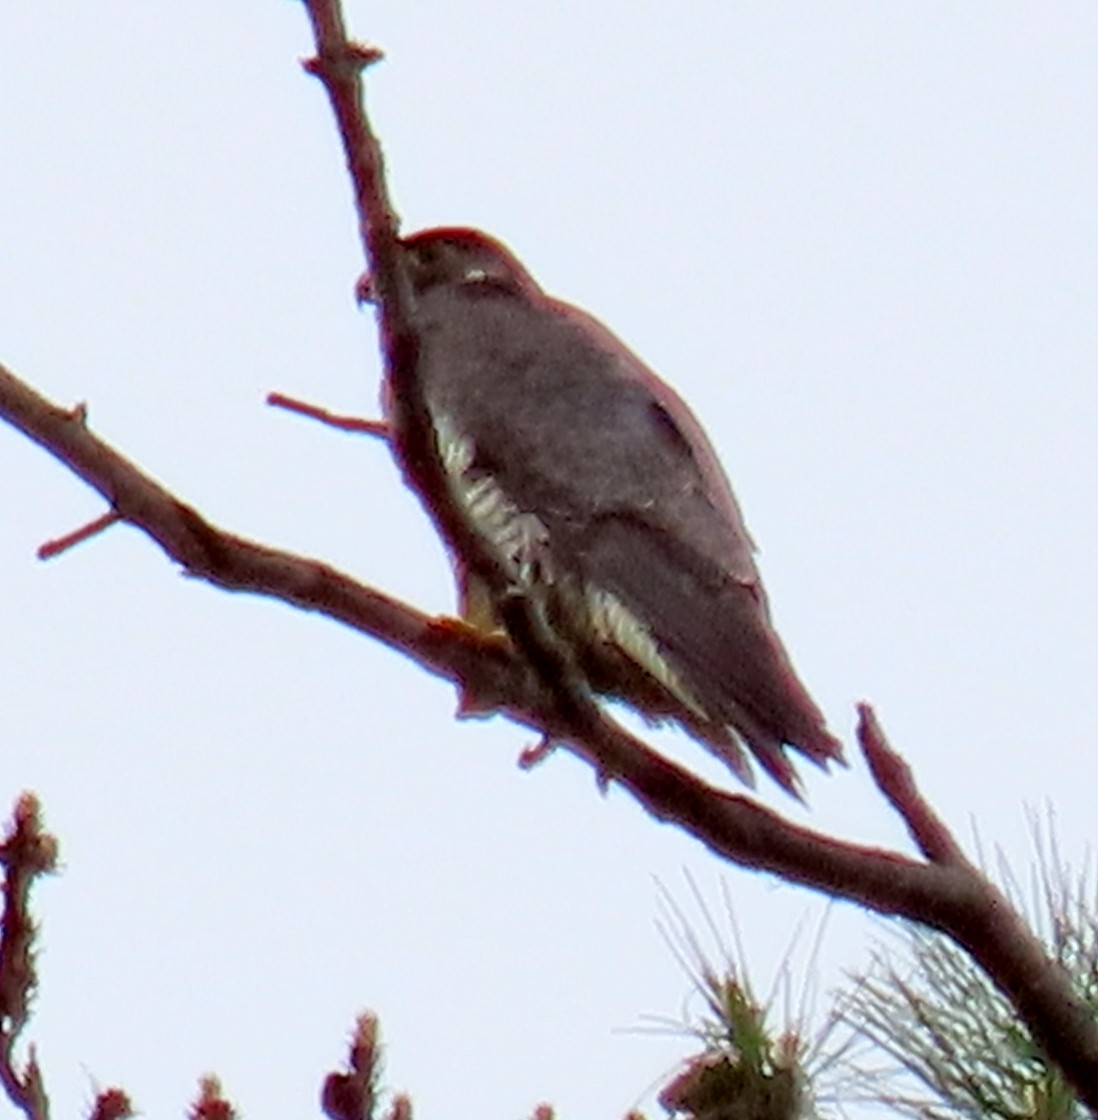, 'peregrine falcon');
386,226,842,793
